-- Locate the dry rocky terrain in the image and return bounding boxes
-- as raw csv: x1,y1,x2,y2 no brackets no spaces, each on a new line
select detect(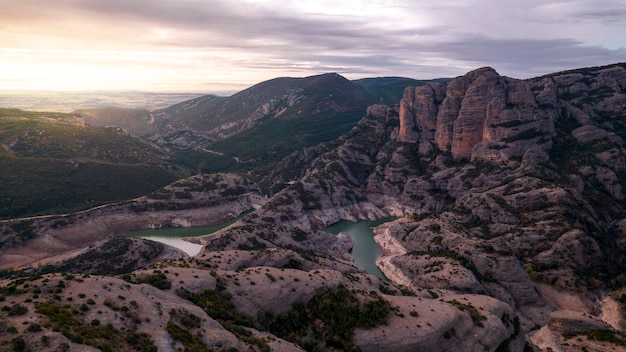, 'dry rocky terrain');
1,63,626,351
